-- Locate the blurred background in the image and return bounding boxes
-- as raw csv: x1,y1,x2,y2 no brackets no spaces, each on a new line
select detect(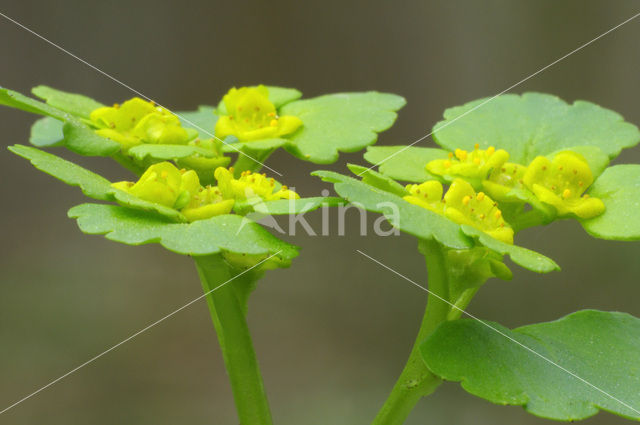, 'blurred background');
1,0,640,423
